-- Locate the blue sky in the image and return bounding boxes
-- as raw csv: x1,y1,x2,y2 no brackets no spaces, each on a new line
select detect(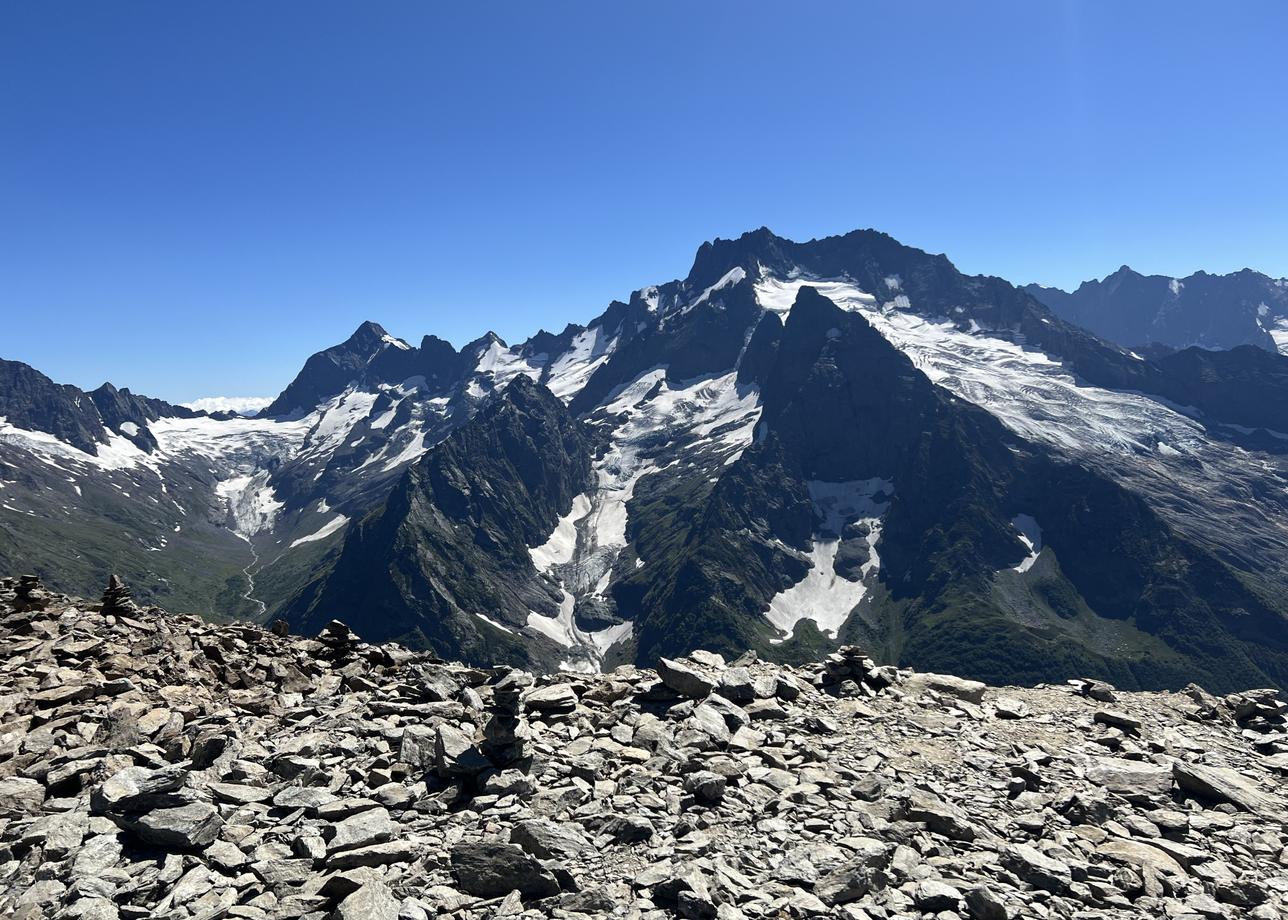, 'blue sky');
3,2,1286,402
